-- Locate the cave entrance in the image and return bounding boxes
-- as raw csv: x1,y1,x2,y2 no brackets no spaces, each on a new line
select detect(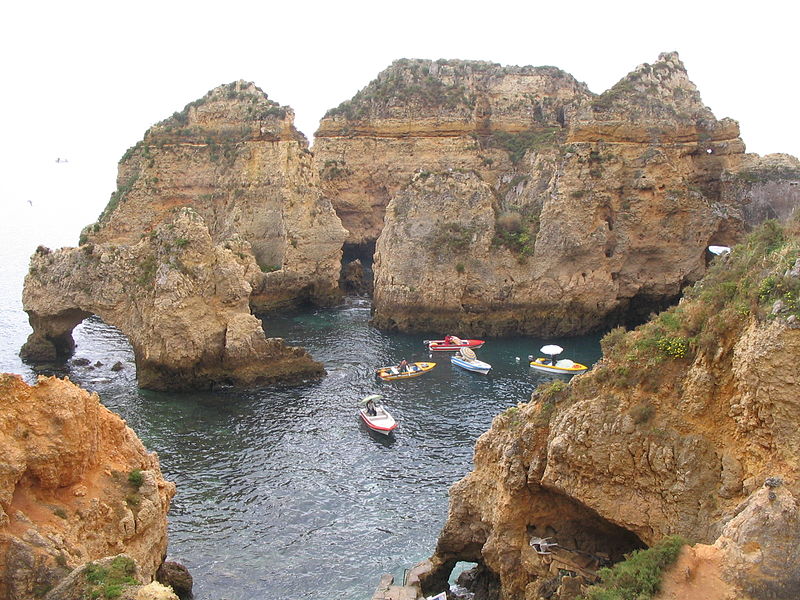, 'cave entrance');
449,561,478,596
339,241,375,296
622,292,682,330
